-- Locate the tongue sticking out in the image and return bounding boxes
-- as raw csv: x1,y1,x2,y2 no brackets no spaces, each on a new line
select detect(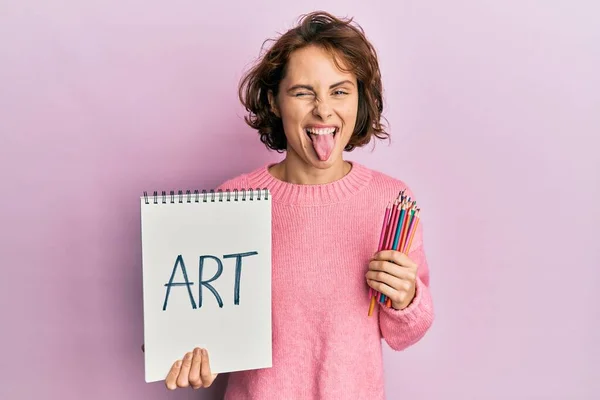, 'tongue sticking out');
309,133,335,161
